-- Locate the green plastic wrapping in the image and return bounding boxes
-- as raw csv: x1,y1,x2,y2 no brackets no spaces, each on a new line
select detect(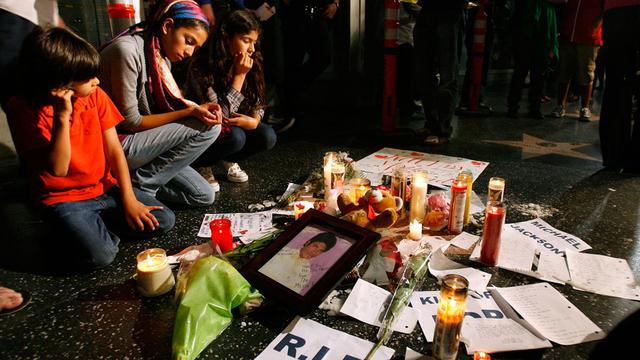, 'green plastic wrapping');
172,255,262,360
